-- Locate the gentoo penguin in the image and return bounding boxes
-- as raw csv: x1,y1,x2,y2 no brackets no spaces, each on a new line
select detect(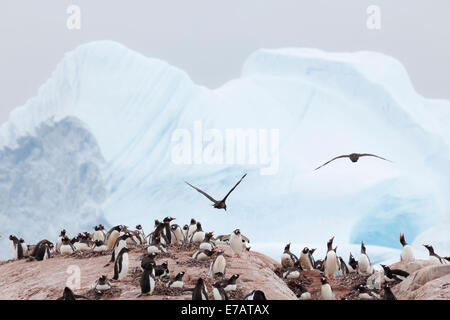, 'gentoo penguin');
215,274,239,292
154,261,169,279
60,236,76,255
283,261,302,279
170,224,184,245
400,233,415,262
199,232,215,251
357,284,380,300
291,281,311,300
348,252,358,273
105,233,131,266
230,229,245,257
212,282,228,300
19,238,29,257
309,248,317,266
358,241,373,274
94,275,112,292
74,233,93,252
138,264,156,297
31,239,53,261
299,247,314,270
185,173,247,211
160,217,176,246
56,229,67,253
147,219,161,243
167,272,185,288
380,264,409,282
93,226,105,242
126,230,141,246
192,248,216,261
9,235,23,260
146,235,167,254
141,253,157,271
314,259,324,271
56,287,88,300
190,222,206,243
383,284,397,300
192,278,209,300
324,236,338,278
281,243,298,268
320,277,335,300
208,250,227,278
244,290,267,300
314,153,392,171
187,219,197,241
135,225,146,244
106,225,123,250
113,247,129,280
92,240,108,252
339,256,349,274
182,224,189,243
423,244,444,264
